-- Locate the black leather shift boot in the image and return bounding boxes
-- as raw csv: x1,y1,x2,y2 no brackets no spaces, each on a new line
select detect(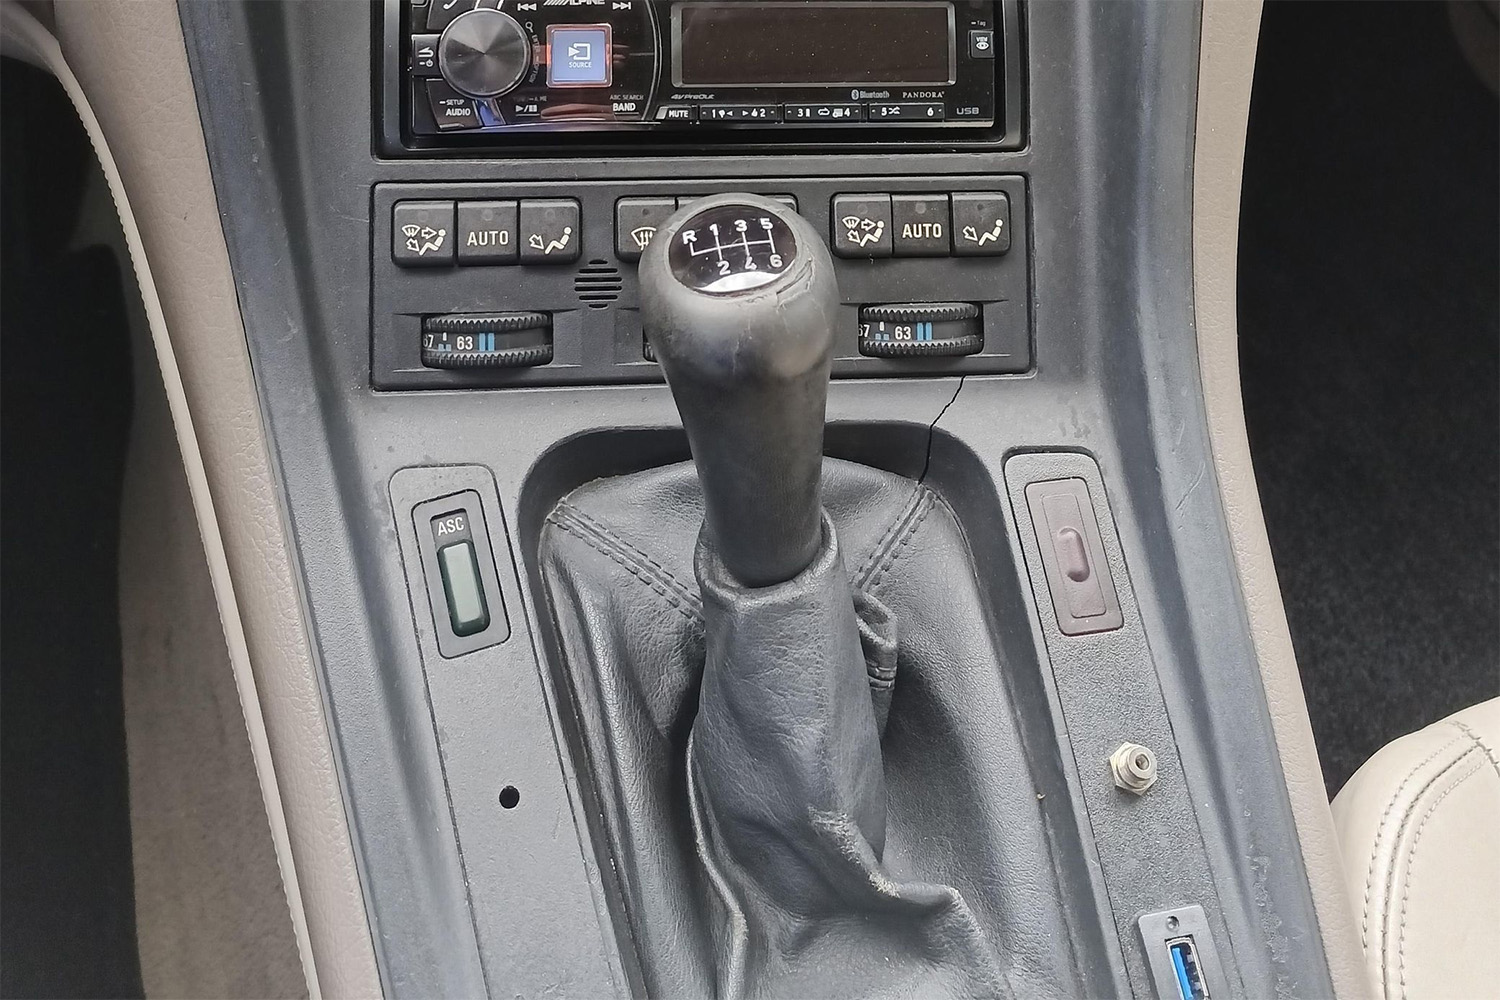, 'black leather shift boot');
541,459,1068,998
